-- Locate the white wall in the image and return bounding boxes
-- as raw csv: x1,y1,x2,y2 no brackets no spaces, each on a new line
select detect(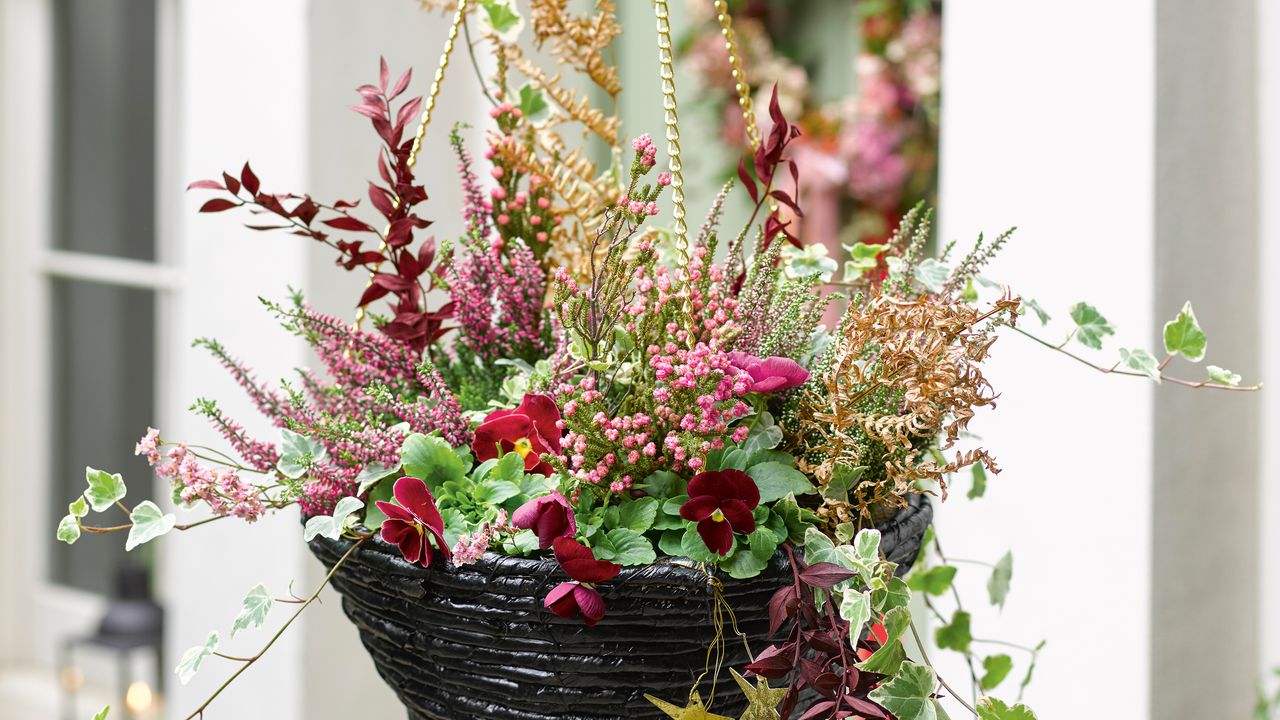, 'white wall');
937,2,1154,717
1260,0,1280,683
